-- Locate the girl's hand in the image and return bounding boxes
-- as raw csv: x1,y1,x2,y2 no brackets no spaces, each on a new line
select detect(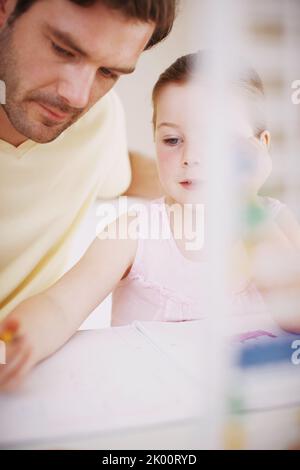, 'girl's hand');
0,318,35,391
252,245,300,333
232,135,272,196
